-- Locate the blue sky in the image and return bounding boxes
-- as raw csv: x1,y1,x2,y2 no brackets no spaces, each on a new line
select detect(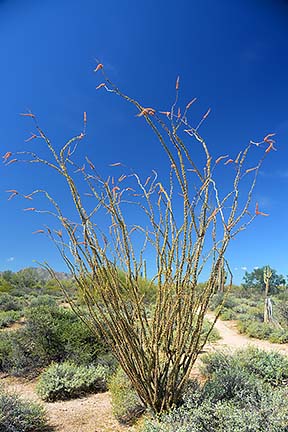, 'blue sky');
1,0,288,284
